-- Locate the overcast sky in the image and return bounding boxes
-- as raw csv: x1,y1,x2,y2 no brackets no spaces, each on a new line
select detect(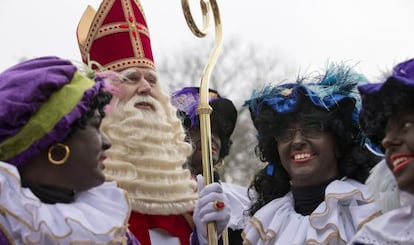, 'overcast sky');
1,0,414,81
